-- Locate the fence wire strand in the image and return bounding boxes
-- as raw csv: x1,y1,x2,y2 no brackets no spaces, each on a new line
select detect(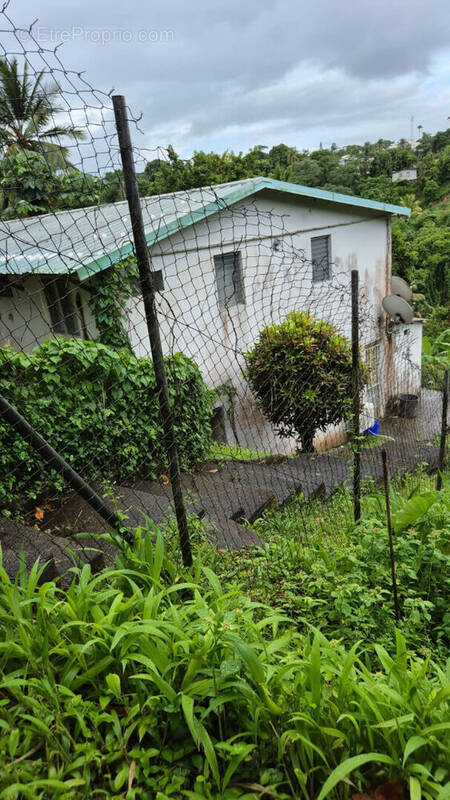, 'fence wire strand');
0,6,447,581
